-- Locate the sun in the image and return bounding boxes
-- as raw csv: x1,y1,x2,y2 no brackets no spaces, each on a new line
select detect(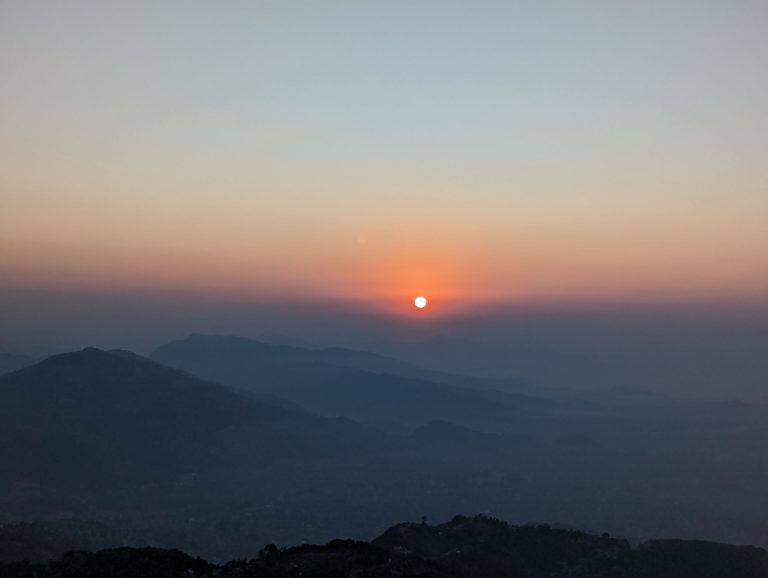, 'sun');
414,296,428,309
